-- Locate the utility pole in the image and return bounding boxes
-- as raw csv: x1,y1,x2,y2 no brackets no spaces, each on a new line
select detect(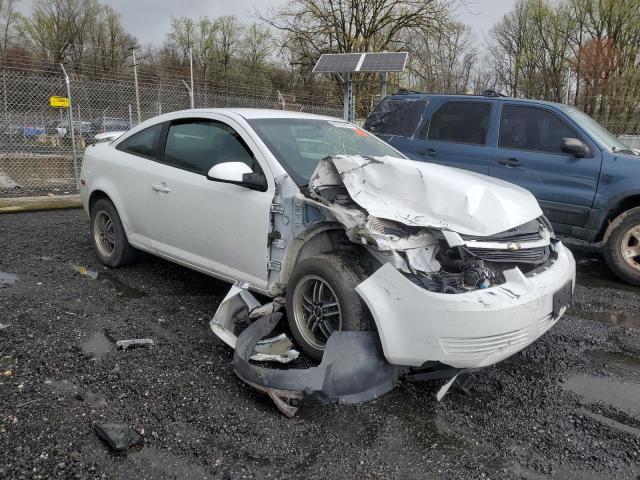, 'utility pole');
129,47,142,123
60,63,78,189
189,47,195,109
